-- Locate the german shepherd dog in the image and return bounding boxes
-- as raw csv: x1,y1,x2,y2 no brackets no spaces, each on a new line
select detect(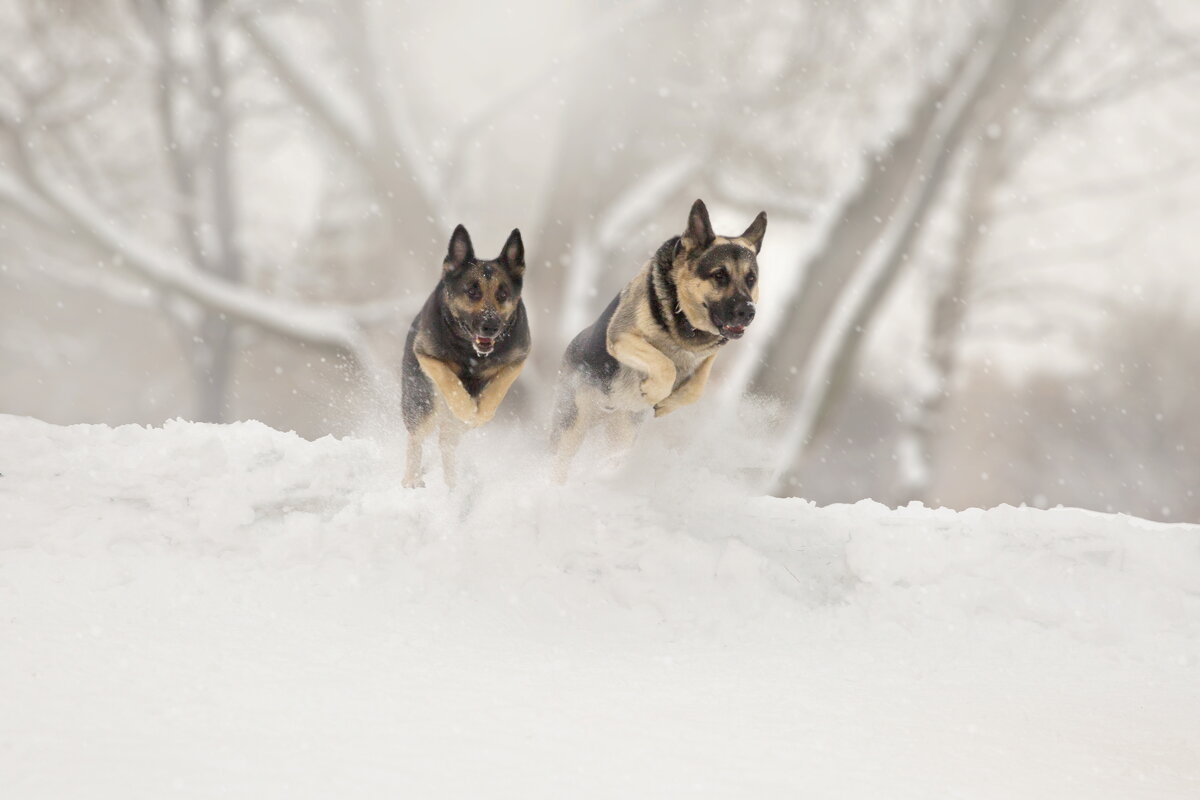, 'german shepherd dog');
401,224,530,488
550,199,766,481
